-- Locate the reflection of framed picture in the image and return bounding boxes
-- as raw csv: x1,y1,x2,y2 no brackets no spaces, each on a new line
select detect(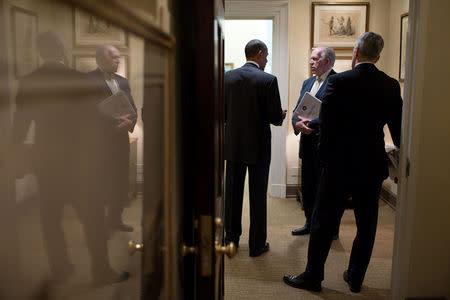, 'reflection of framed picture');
311,2,369,50
73,8,128,47
11,6,39,78
399,13,408,82
225,63,234,72
73,55,128,78
333,56,353,73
